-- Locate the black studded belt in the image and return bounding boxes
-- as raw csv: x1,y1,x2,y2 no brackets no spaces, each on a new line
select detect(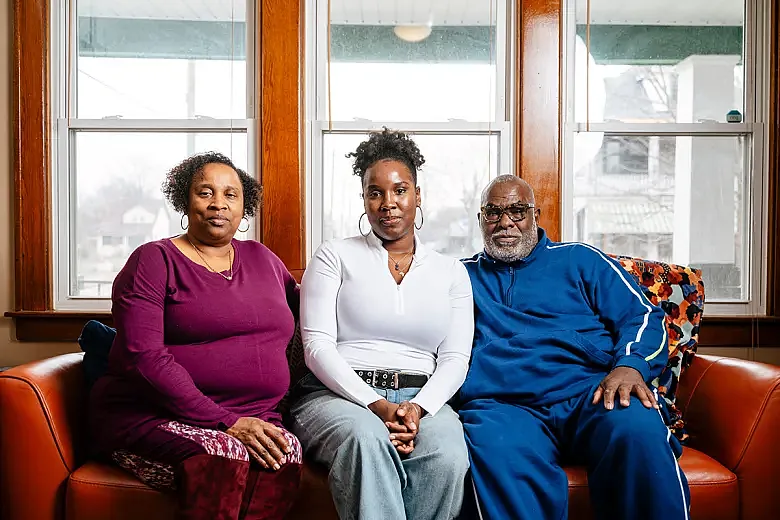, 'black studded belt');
355,369,429,390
